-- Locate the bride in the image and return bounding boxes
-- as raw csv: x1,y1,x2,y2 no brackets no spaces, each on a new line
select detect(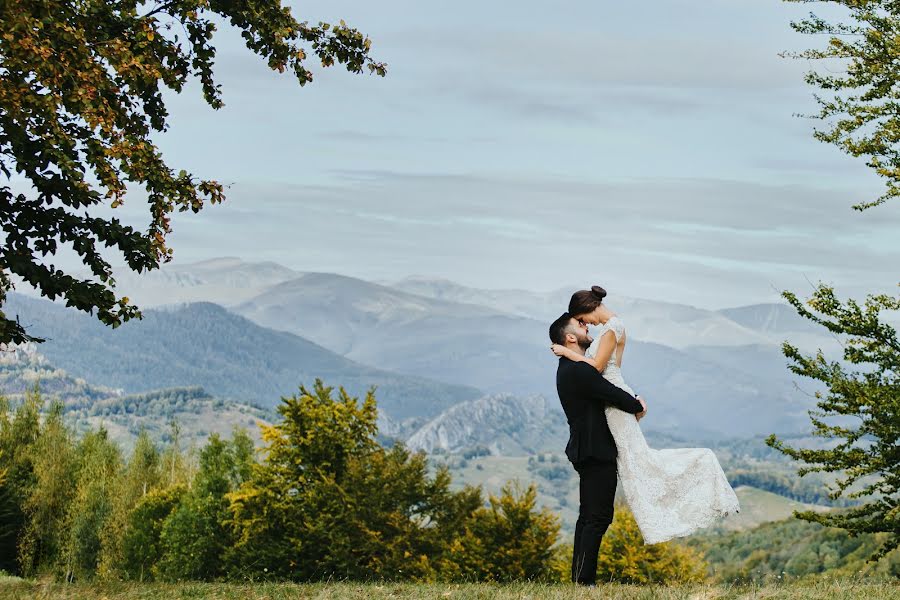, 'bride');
552,286,740,544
